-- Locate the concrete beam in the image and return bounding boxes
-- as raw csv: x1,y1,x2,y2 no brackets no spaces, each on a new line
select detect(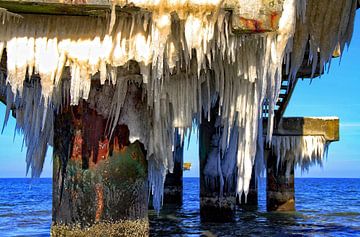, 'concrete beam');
0,0,283,33
272,117,339,142
0,0,117,17
224,0,283,33
266,116,339,212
